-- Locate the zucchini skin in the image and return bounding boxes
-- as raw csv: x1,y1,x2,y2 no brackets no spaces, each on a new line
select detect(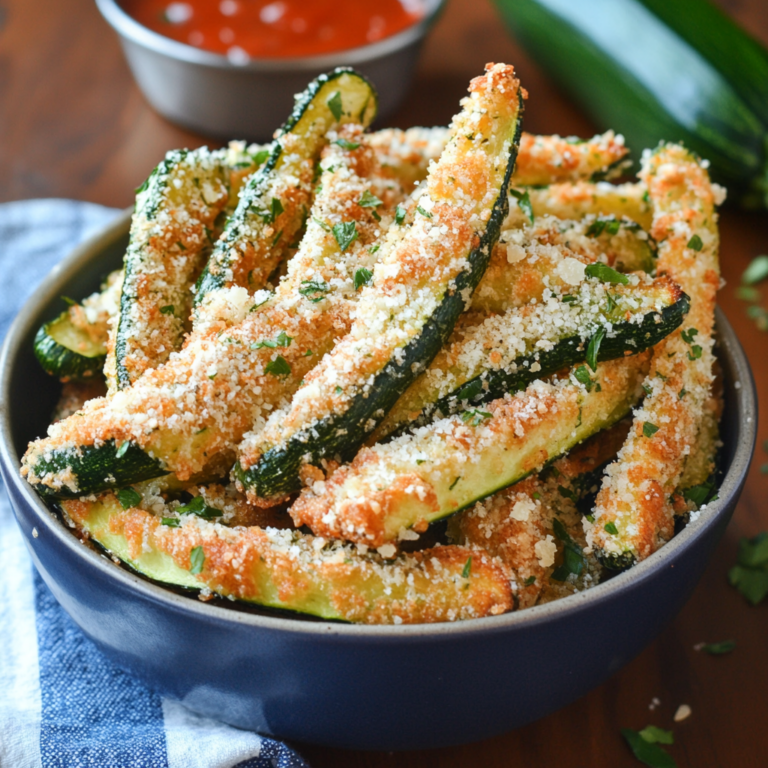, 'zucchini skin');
236,82,526,501
493,0,768,206
29,441,166,498
194,68,378,307
34,315,106,382
386,286,689,438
